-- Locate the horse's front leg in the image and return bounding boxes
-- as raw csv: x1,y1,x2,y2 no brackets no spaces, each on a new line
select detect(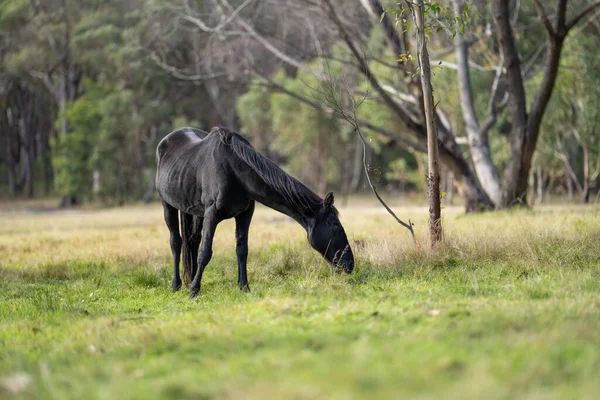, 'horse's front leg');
235,202,255,292
190,206,219,297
